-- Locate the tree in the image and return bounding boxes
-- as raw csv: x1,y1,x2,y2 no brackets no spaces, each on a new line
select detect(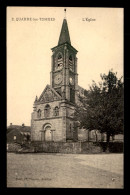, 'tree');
74,70,124,144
